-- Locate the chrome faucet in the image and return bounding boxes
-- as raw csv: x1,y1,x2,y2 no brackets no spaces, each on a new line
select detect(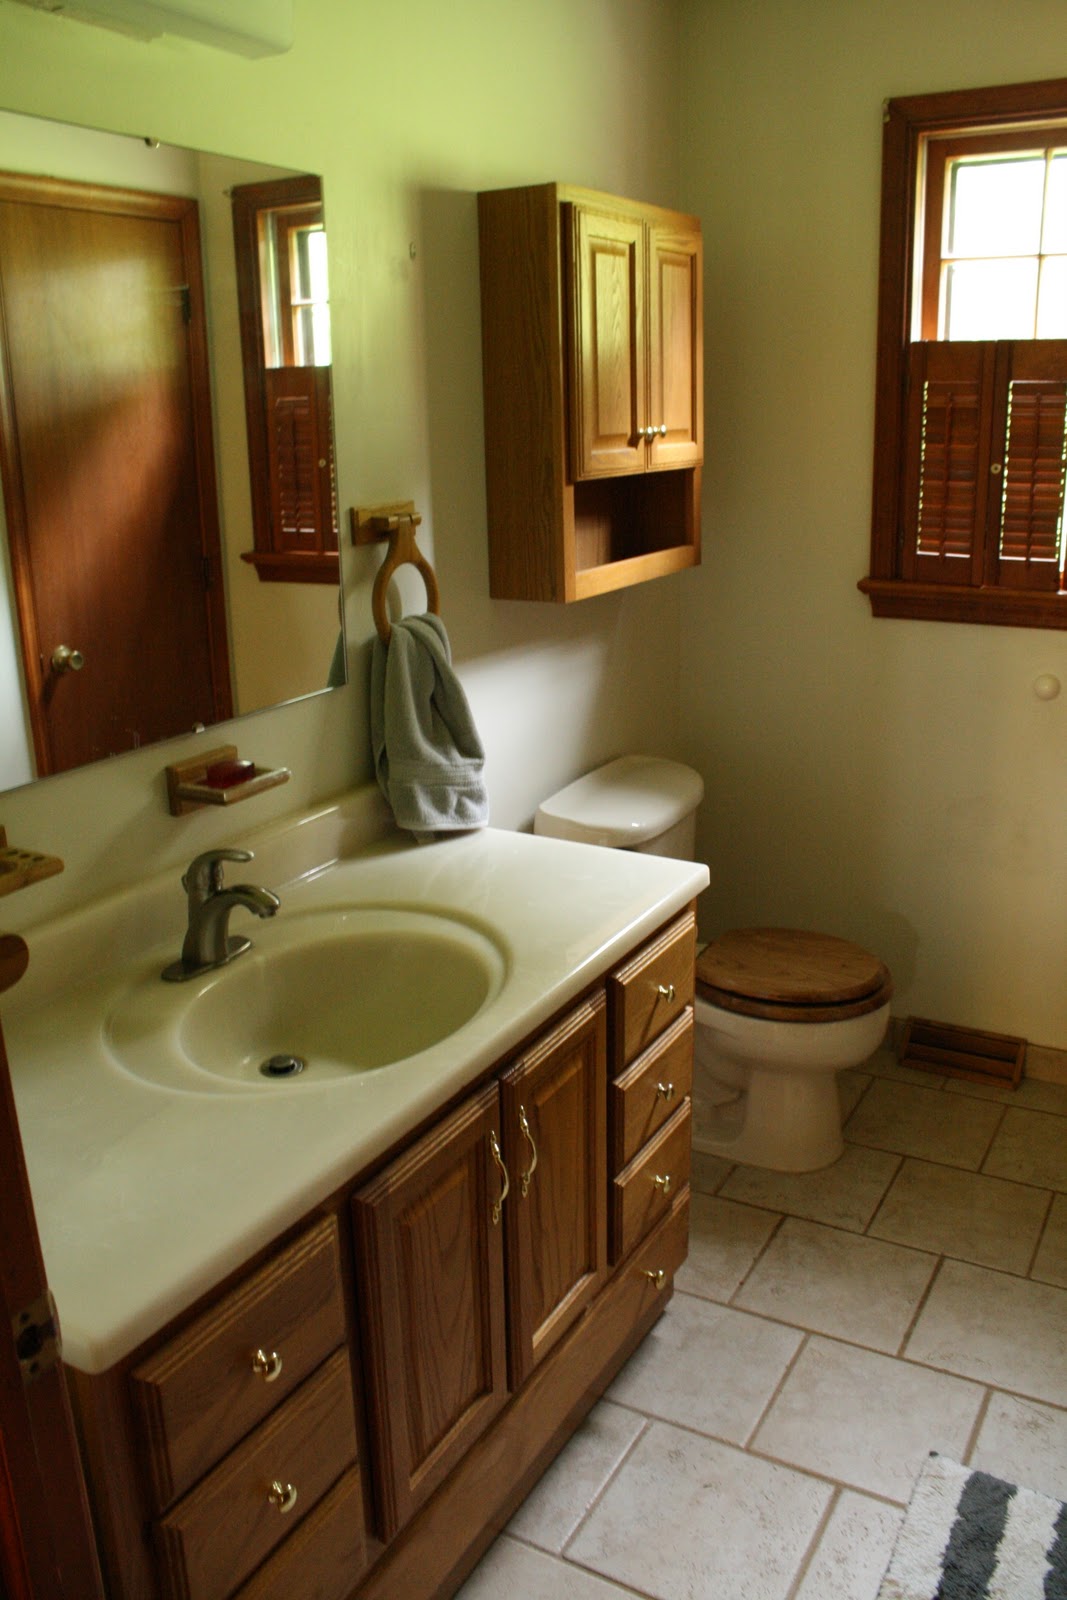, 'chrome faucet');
162,848,280,982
